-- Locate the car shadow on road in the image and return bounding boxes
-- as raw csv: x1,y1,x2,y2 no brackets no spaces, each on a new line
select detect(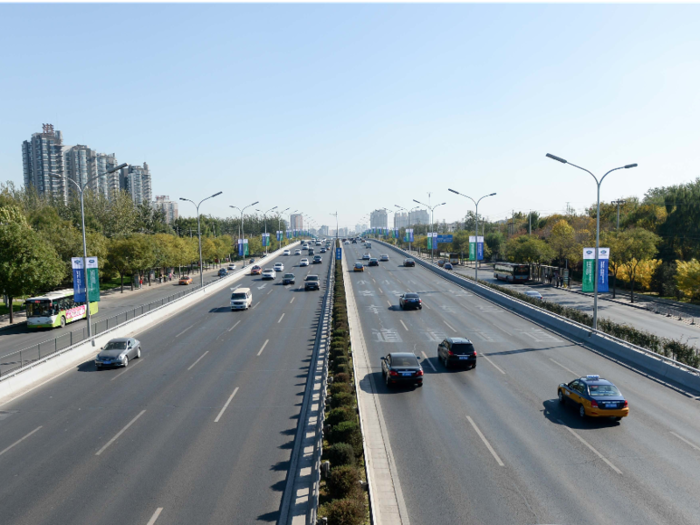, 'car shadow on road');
484,345,566,357
77,360,101,372
208,307,231,313
359,371,421,394
541,399,621,430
